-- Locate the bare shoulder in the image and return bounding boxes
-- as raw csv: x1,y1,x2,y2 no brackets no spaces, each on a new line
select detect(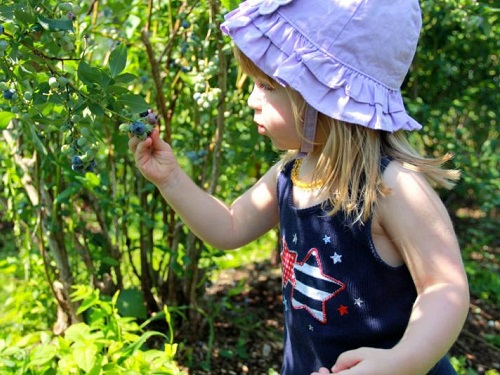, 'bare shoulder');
376,160,465,285
379,160,448,220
